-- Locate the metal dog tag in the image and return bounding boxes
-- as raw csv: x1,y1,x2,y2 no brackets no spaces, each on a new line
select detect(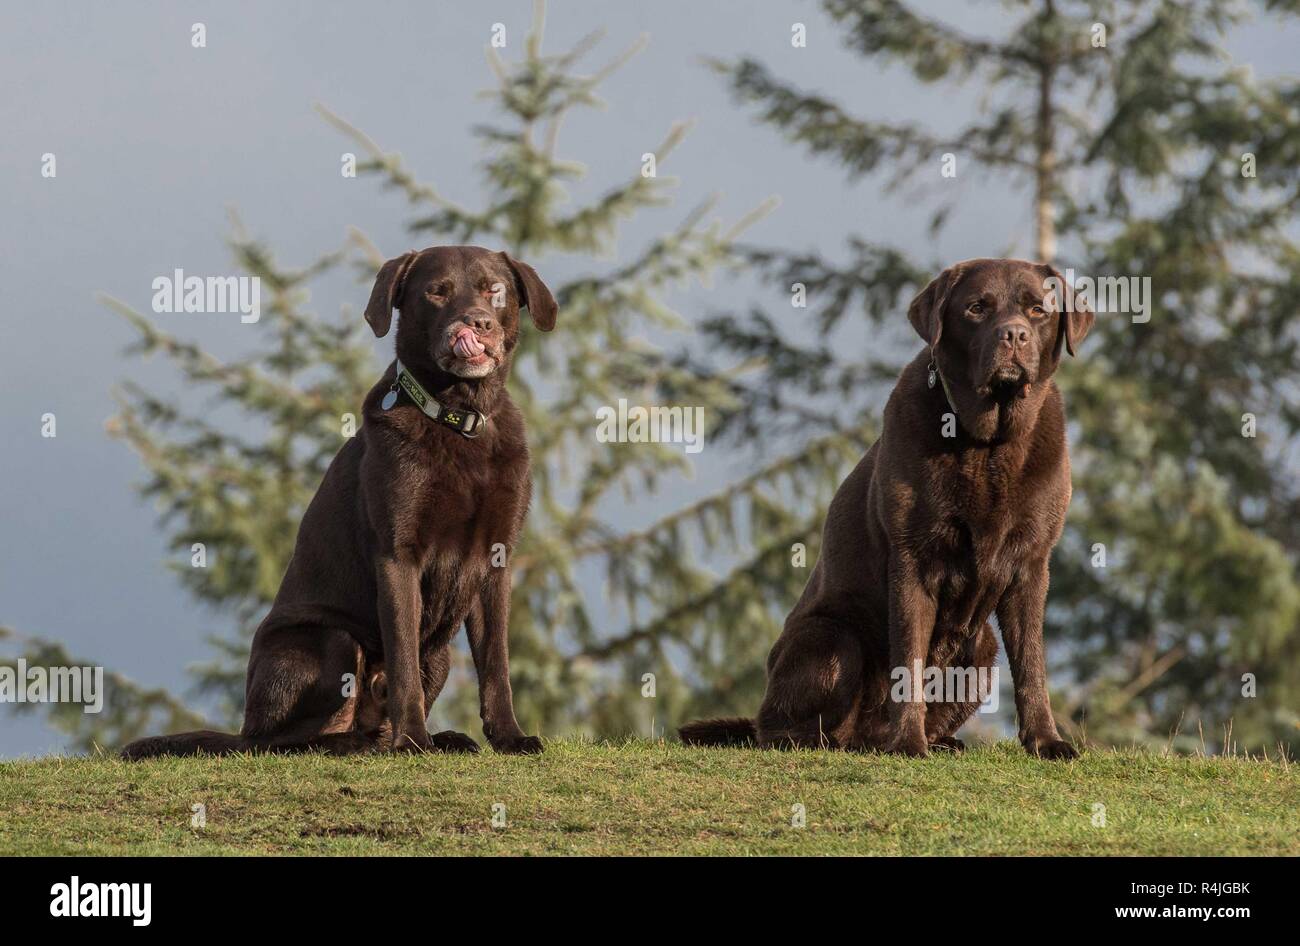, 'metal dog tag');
381,390,398,411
